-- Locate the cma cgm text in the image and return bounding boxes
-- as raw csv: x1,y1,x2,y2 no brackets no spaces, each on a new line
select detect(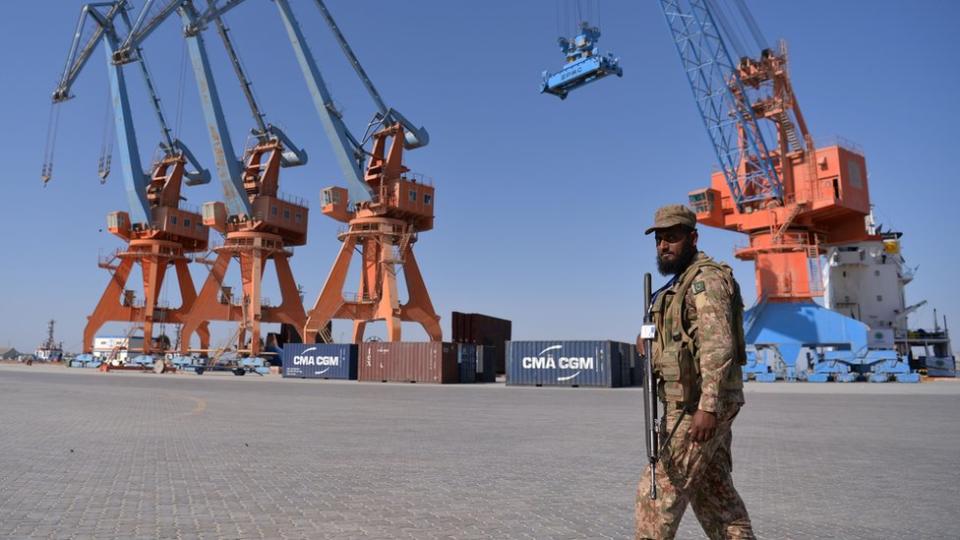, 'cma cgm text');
521,356,595,370
292,356,341,366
